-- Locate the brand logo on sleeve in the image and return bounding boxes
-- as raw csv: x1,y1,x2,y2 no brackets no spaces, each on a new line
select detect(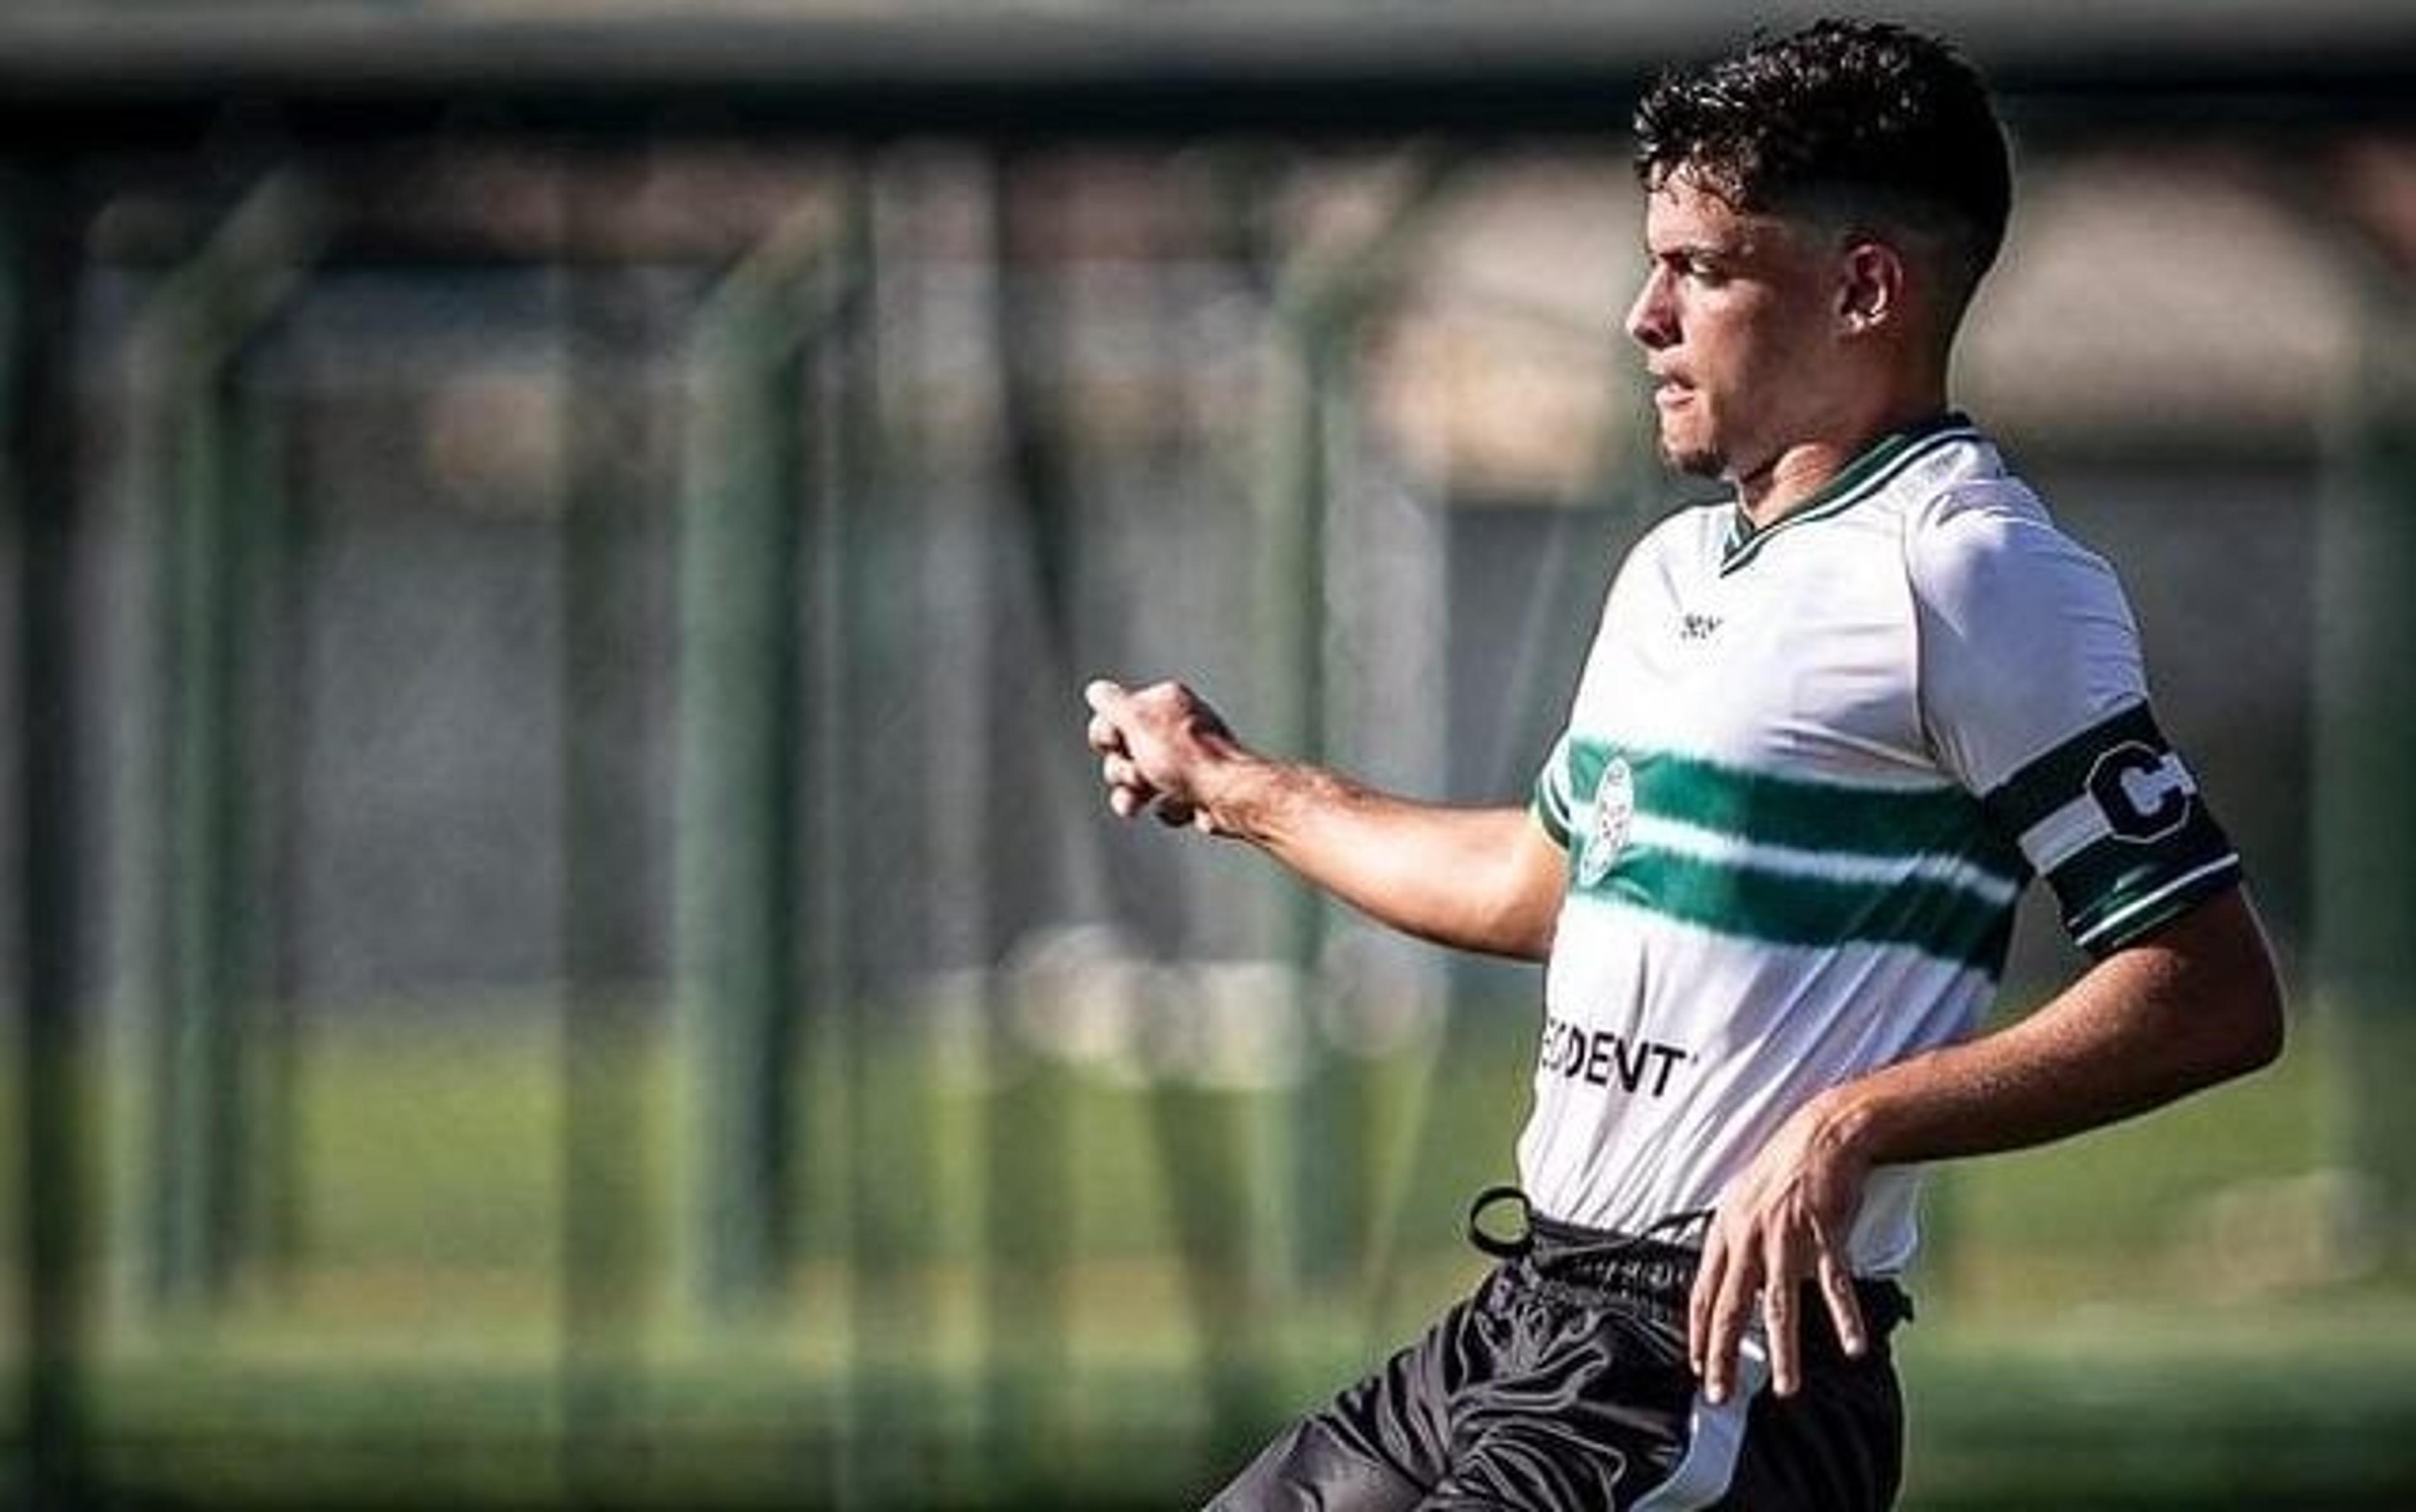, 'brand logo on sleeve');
1577,757,1635,887
2086,742,2193,843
